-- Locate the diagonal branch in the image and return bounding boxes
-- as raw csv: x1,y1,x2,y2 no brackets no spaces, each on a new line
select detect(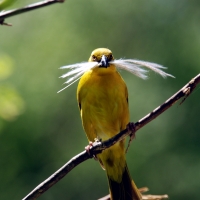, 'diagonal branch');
0,0,65,26
135,73,200,130
22,74,200,200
